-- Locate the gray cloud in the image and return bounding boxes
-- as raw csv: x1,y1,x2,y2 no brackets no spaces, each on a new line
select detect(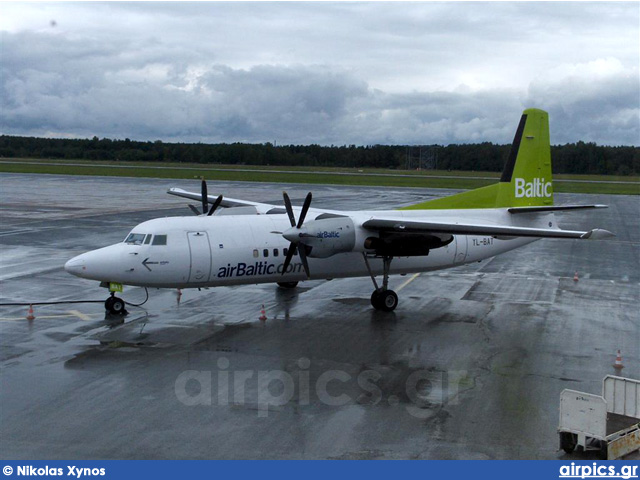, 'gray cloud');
1,2,638,146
